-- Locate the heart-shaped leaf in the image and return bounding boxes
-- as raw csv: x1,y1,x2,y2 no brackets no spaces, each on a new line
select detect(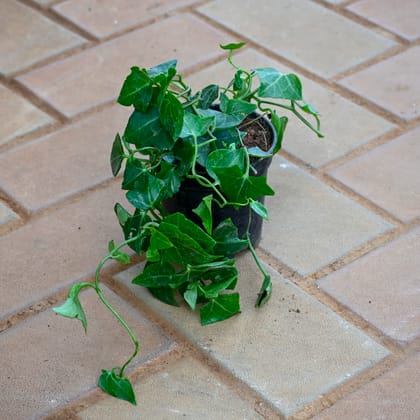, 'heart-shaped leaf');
98,369,136,405
200,293,240,325
255,68,302,100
